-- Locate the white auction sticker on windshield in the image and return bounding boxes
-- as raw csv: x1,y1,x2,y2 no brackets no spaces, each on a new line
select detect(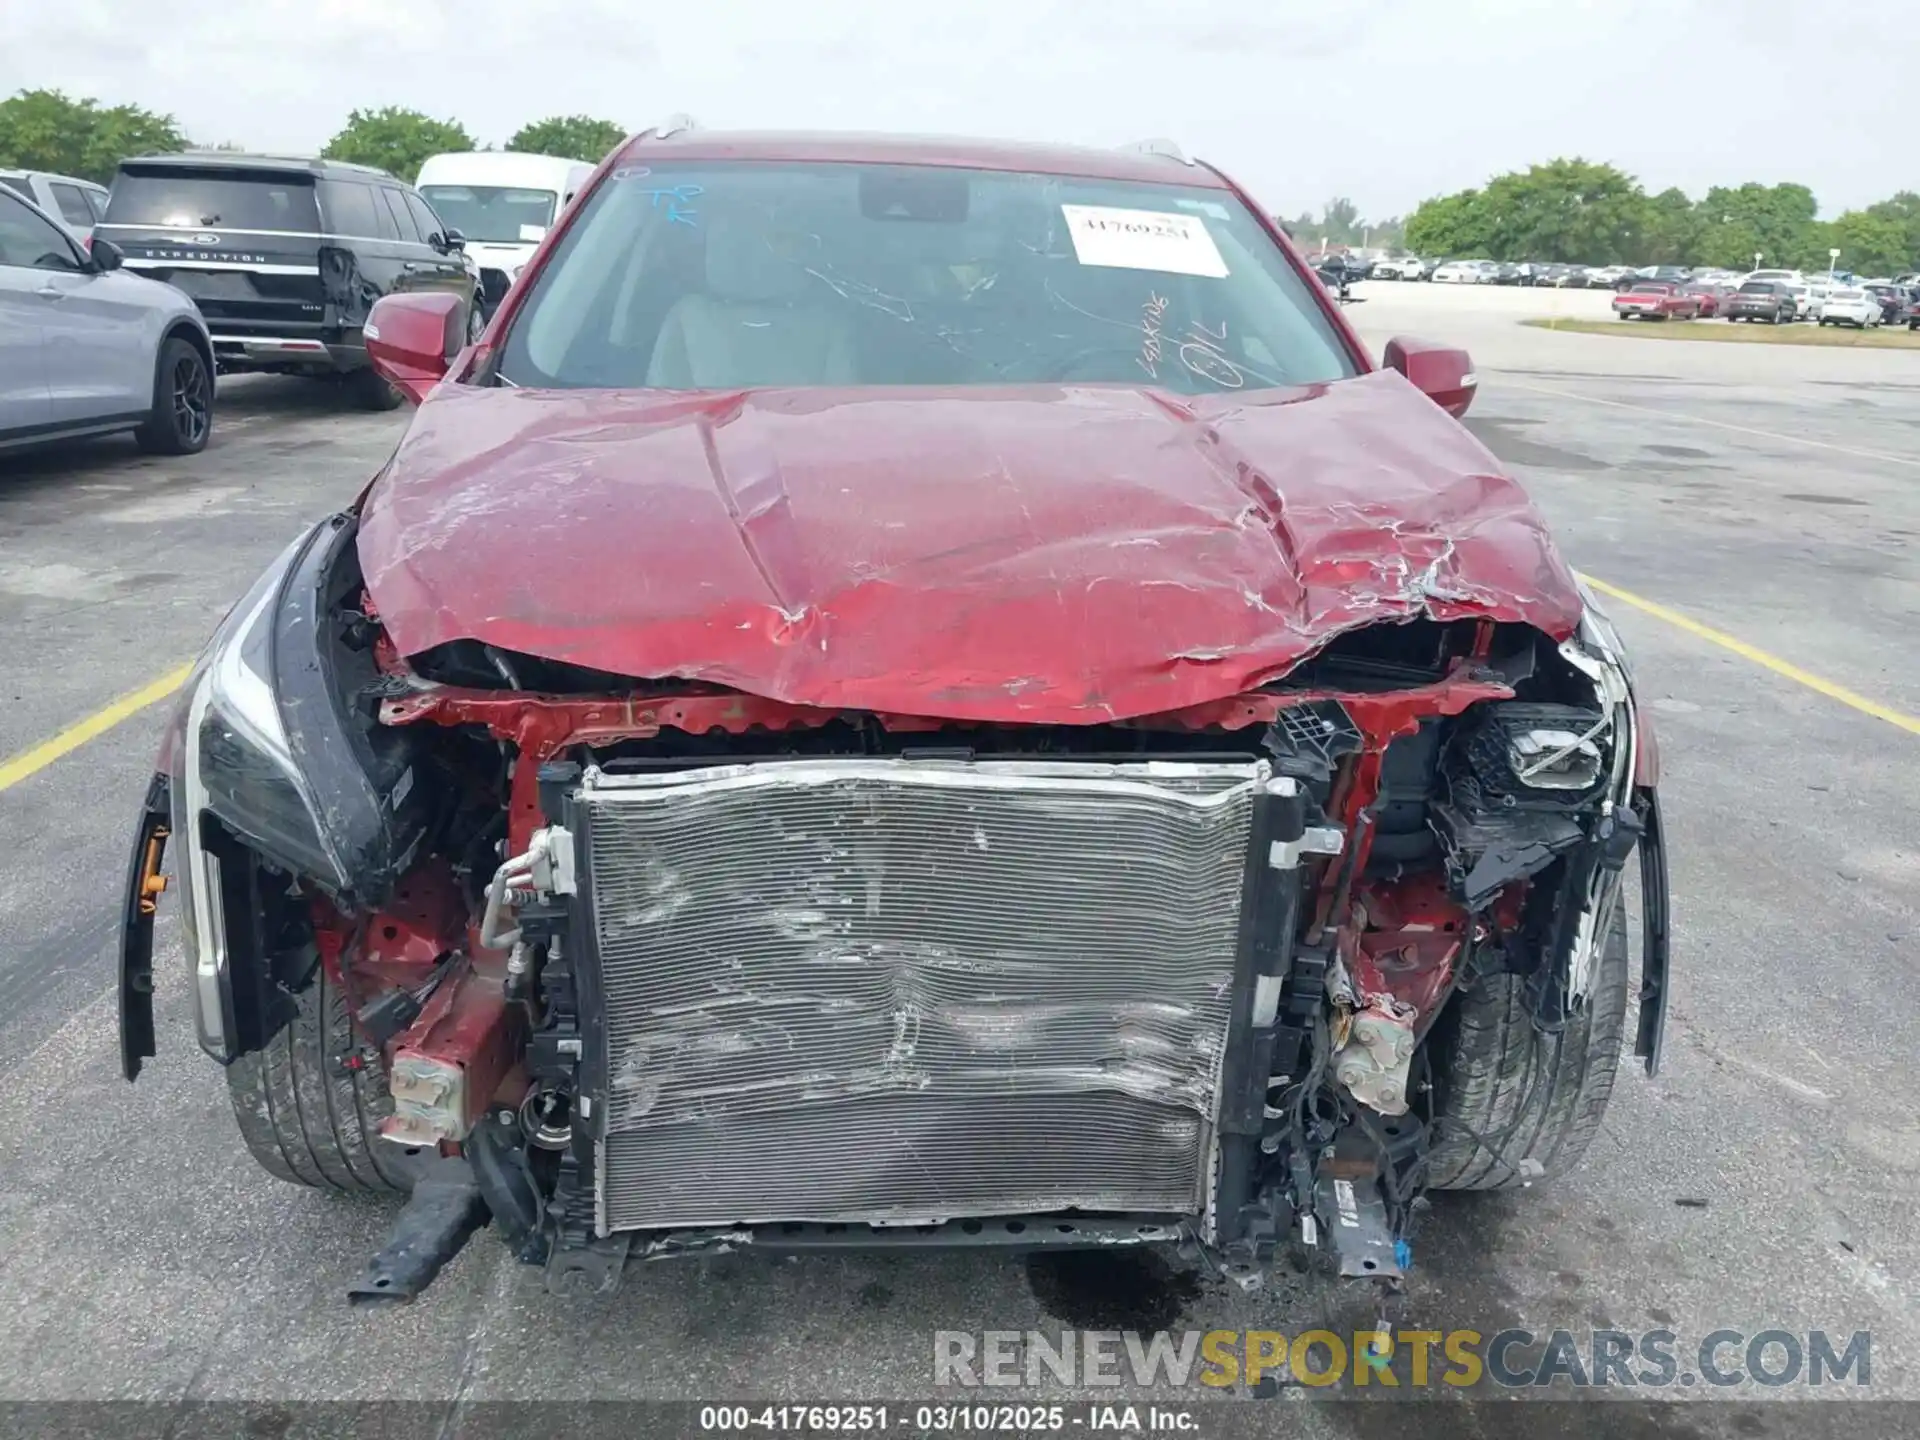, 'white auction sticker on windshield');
1060,204,1229,278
